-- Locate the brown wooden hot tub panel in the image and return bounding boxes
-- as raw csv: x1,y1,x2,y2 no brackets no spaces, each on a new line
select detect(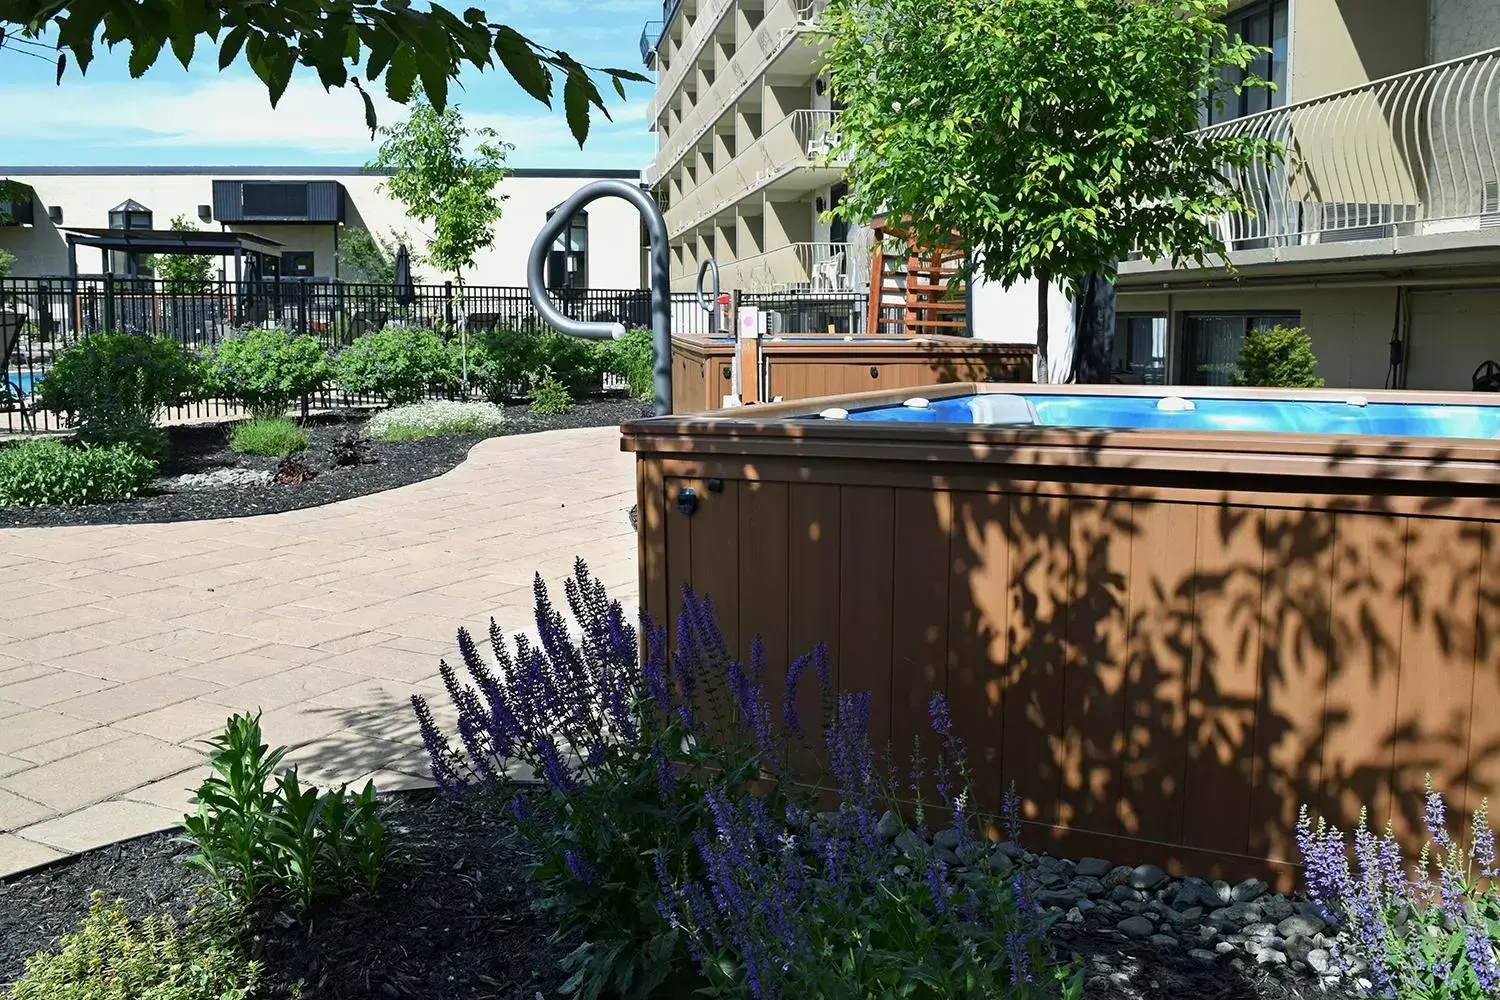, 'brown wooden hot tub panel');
627,383,1500,885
